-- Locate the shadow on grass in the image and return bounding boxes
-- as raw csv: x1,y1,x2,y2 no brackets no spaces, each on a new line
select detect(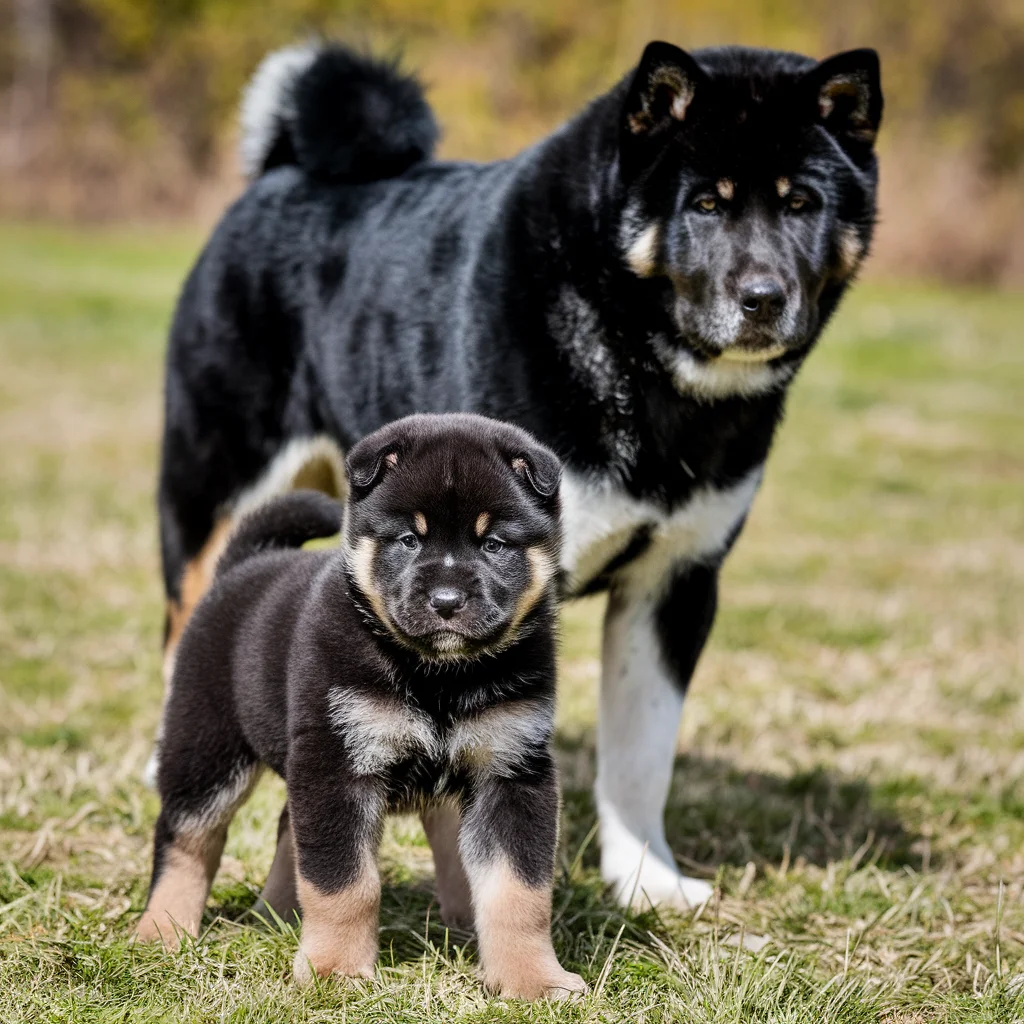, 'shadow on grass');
558,739,921,877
